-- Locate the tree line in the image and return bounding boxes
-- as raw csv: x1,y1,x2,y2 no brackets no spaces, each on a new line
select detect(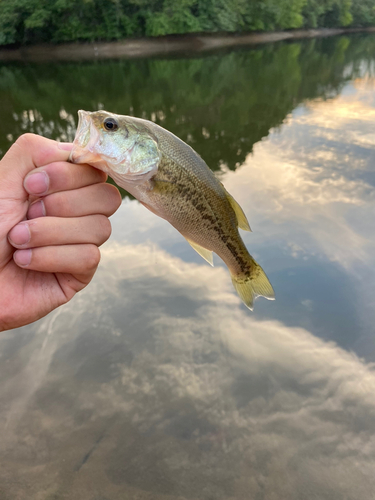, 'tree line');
0,0,374,46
